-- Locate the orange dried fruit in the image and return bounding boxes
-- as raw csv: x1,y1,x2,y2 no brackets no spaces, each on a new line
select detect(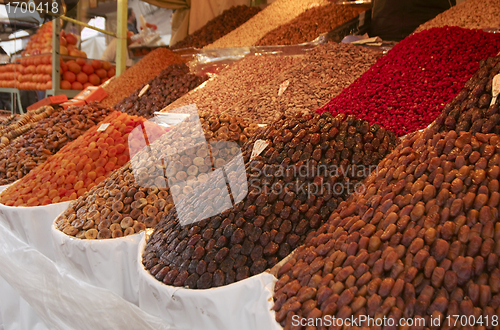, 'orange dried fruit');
89,149,100,160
